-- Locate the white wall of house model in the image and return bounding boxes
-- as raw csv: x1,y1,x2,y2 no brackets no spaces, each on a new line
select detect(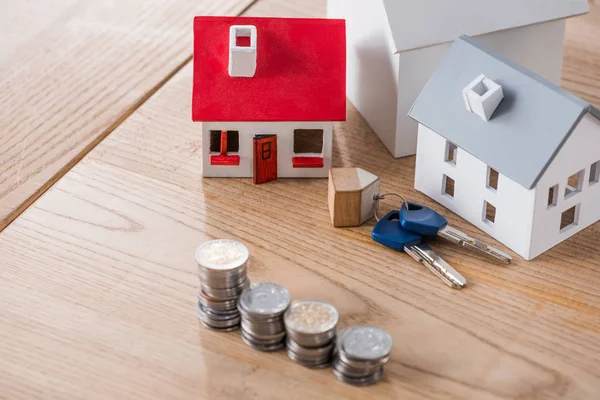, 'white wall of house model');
328,0,589,158
410,36,600,261
415,116,600,260
202,122,332,178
